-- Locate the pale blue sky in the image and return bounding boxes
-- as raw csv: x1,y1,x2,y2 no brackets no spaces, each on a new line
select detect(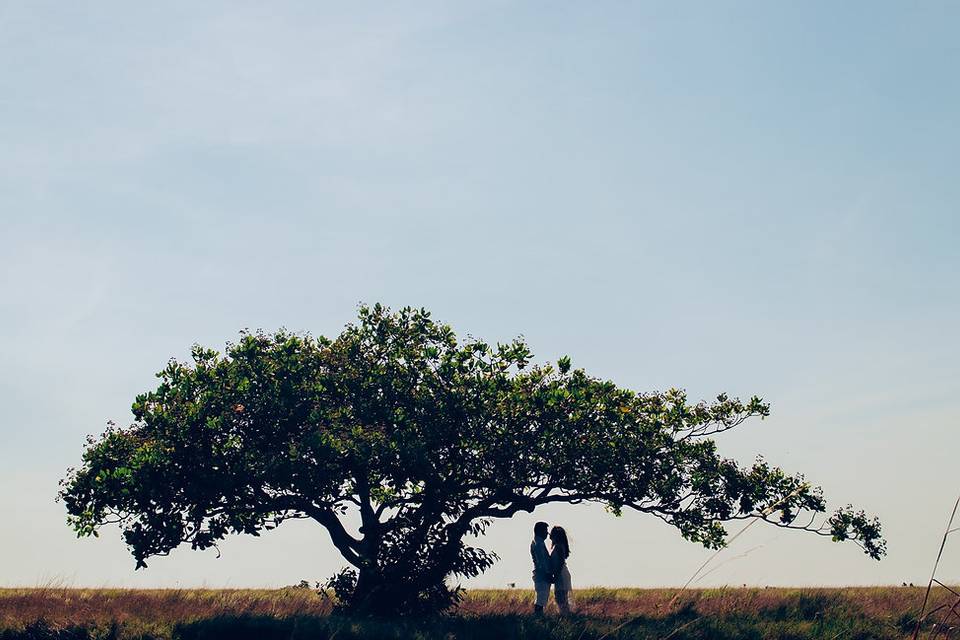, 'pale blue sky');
1,1,958,588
